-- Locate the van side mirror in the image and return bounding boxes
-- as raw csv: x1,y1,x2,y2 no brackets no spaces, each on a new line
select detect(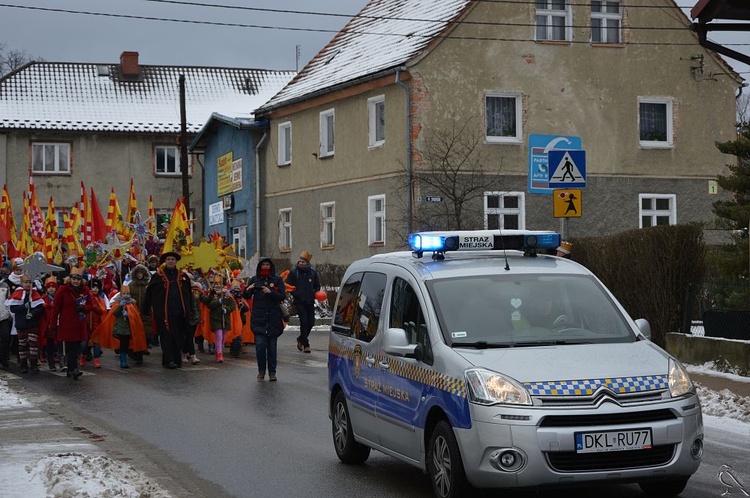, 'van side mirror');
634,318,651,340
384,327,419,359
